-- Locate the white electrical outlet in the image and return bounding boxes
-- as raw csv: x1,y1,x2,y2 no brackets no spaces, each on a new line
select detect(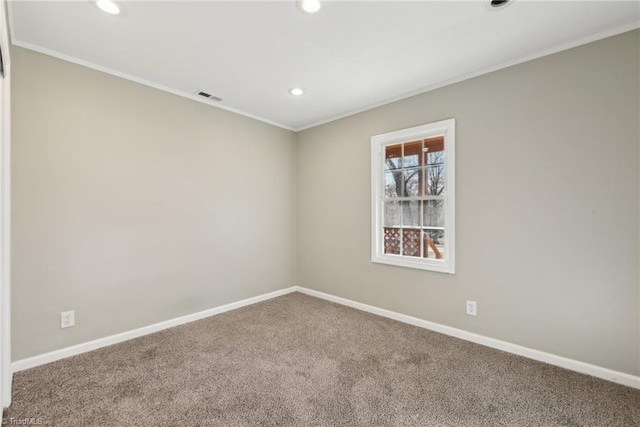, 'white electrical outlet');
466,301,477,316
61,310,75,328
